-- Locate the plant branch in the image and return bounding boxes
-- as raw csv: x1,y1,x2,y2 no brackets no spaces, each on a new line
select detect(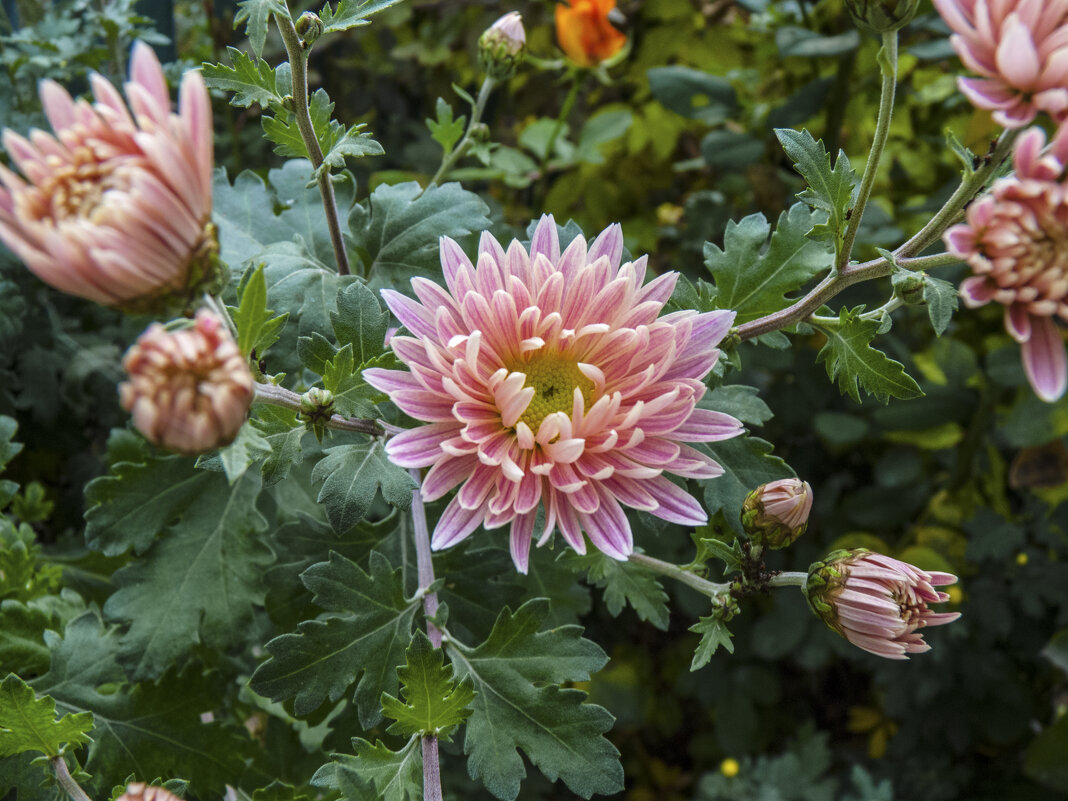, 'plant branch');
627,551,731,597
429,76,496,187
51,756,92,801
253,382,382,435
542,70,581,171
409,469,444,801
837,30,897,270
274,13,351,276
767,571,808,588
